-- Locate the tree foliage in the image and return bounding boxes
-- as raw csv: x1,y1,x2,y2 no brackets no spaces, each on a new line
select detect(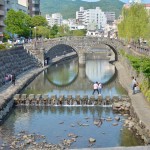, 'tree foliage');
31,15,48,27
126,54,150,78
71,29,86,36
118,4,150,42
4,9,31,37
32,26,50,38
